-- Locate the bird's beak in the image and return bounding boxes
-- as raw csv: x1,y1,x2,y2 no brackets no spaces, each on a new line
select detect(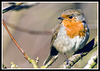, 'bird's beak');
58,17,64,20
